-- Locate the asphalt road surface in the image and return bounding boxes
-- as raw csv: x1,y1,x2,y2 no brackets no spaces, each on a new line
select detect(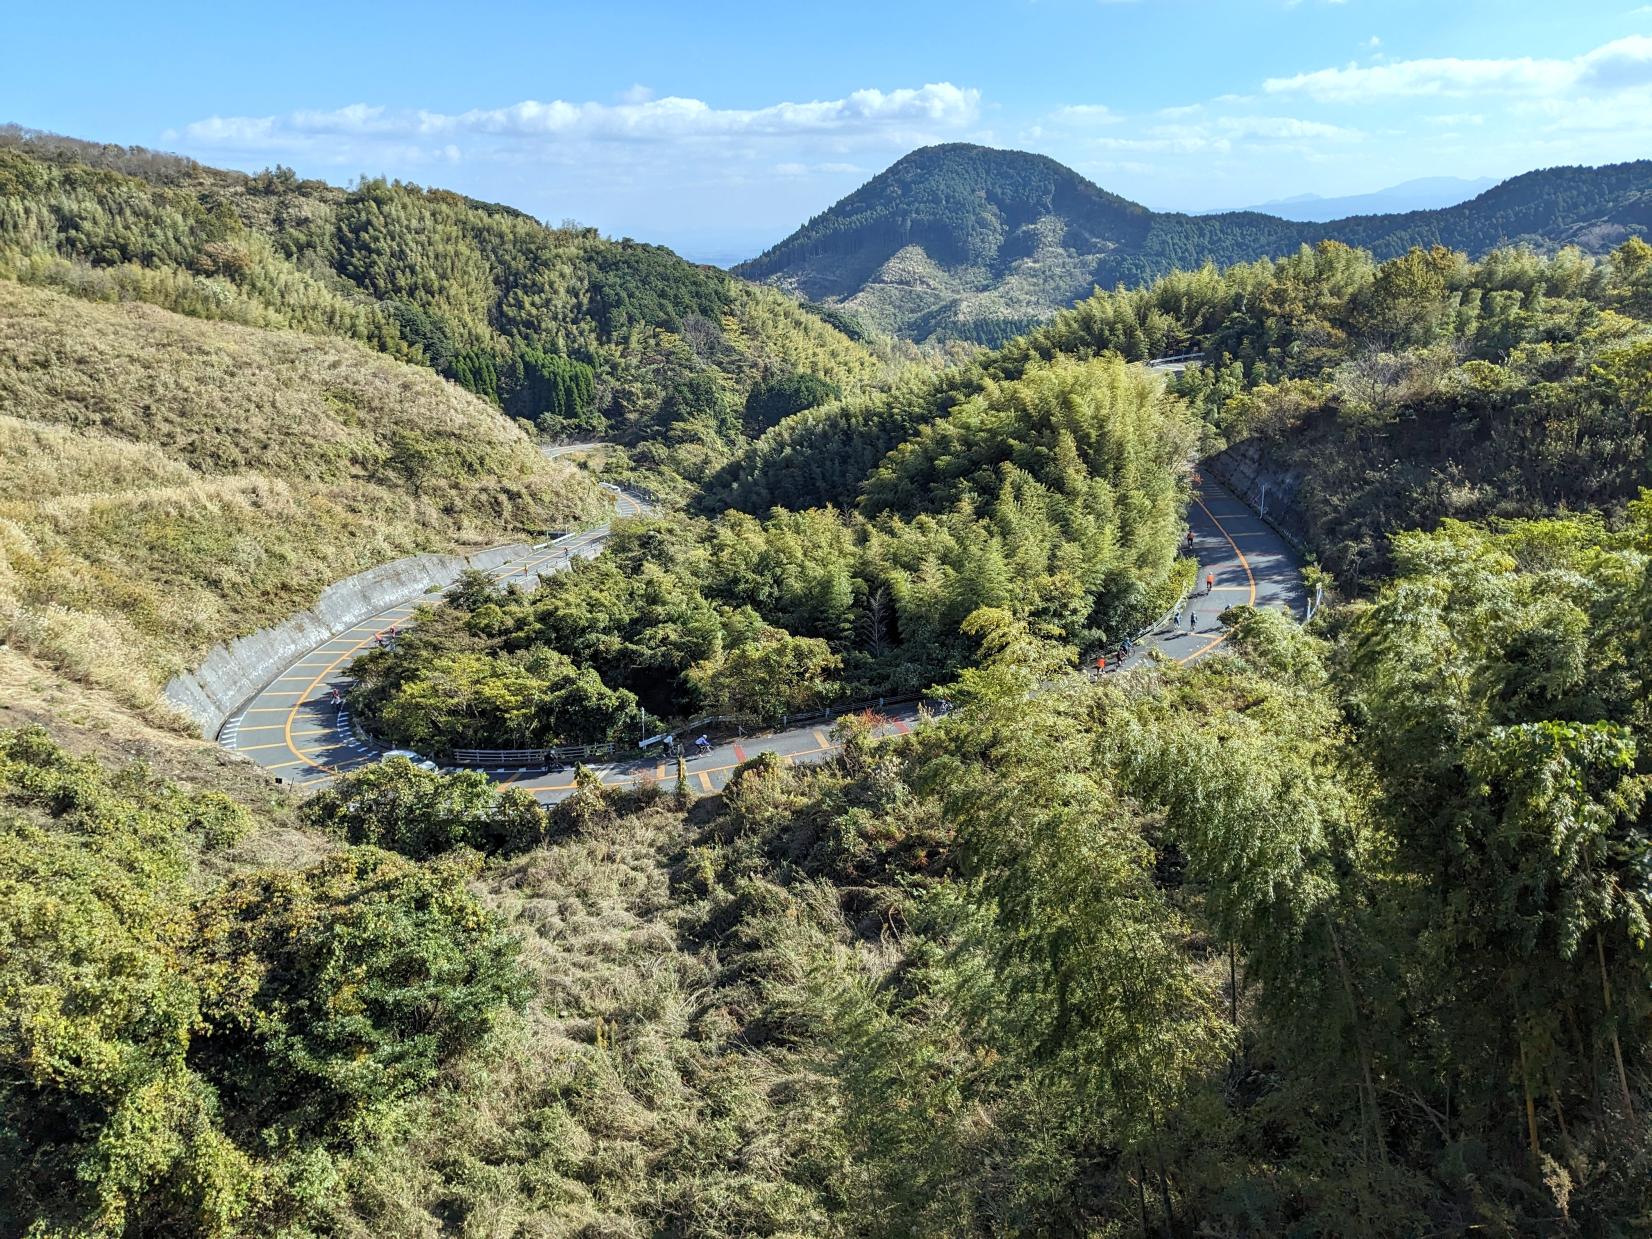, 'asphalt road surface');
1119,471,1306,671
219,462,1302,803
